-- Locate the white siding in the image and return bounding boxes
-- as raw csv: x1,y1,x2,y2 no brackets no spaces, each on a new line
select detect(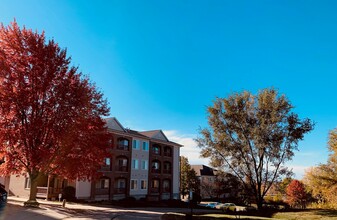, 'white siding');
76,180,91,199
130,138,149,199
